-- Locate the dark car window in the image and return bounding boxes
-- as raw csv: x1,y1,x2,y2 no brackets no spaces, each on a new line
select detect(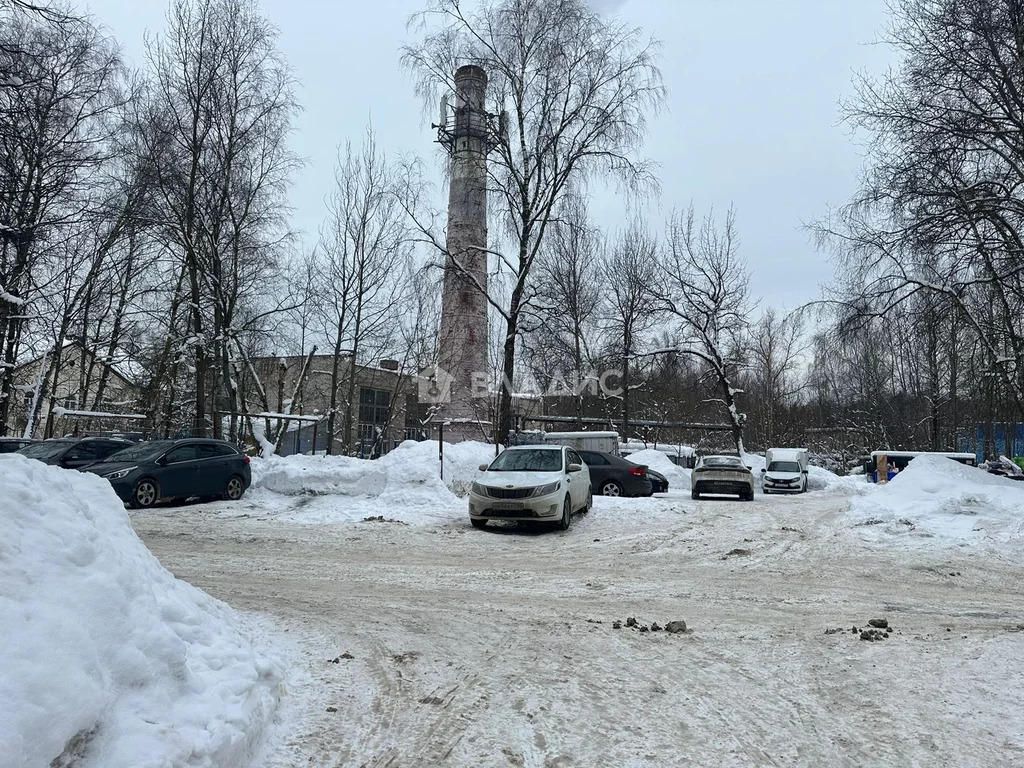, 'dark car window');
164,445,200,463
95,441,130,458
703,456,743,467
488,449,563,472
579,451,608,466
0,440,32,453
198,443,235,459
767,461,801,473
65,442,111,461
18,440,75,459
106,440,176,462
